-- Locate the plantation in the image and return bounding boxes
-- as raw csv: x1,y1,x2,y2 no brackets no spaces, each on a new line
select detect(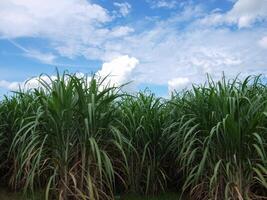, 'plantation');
0,72,266,200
